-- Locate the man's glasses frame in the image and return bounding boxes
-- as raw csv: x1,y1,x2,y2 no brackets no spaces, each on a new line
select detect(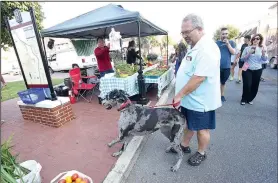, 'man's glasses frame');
180,27,198,36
